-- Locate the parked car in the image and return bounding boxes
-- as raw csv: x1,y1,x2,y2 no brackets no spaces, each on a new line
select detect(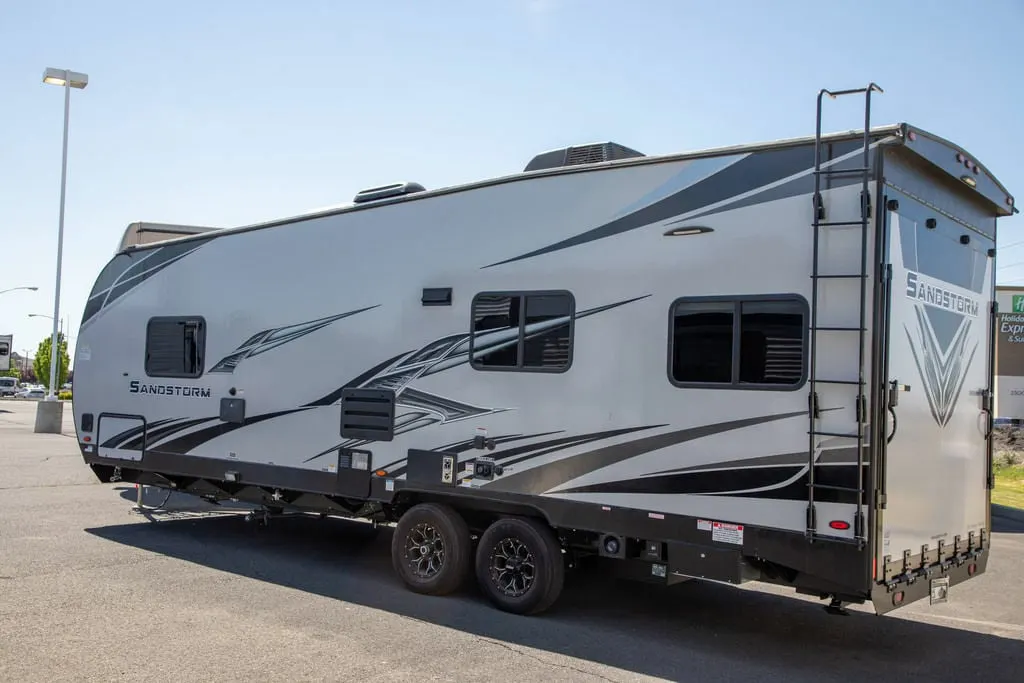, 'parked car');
16,388,46,400
0,377,18,397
